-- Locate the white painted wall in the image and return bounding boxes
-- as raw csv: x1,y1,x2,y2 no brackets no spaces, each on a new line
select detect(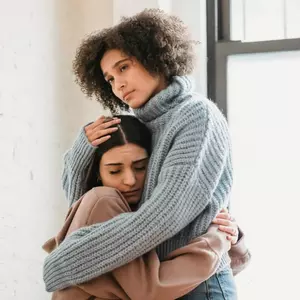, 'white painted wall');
113,0,160,23
0,0,112,299
172,0,207,95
